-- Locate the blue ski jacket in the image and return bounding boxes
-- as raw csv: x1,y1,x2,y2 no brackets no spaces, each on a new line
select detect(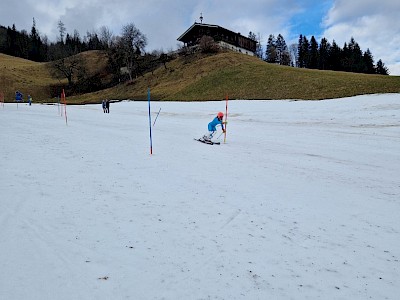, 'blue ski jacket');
208,117,224,132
